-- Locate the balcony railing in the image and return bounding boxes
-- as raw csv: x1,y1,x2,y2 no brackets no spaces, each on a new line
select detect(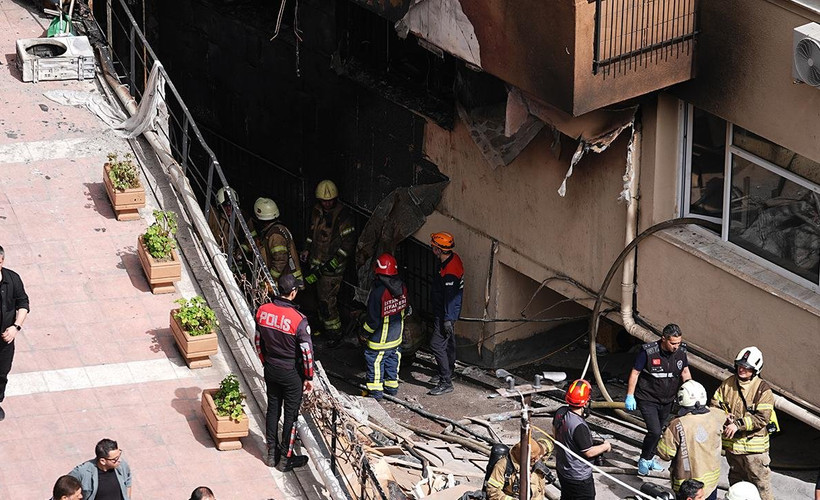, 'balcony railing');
593,0,698,76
